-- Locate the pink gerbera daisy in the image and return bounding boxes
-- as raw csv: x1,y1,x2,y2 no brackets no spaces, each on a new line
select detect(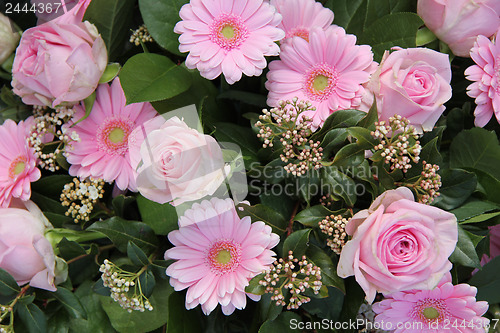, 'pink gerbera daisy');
373,273,489,333
165,198,279,315
265,26,376,129
64,78,157,191
270,0,334,43
465,30,500,127
174,0,285,84
0,118,41,207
